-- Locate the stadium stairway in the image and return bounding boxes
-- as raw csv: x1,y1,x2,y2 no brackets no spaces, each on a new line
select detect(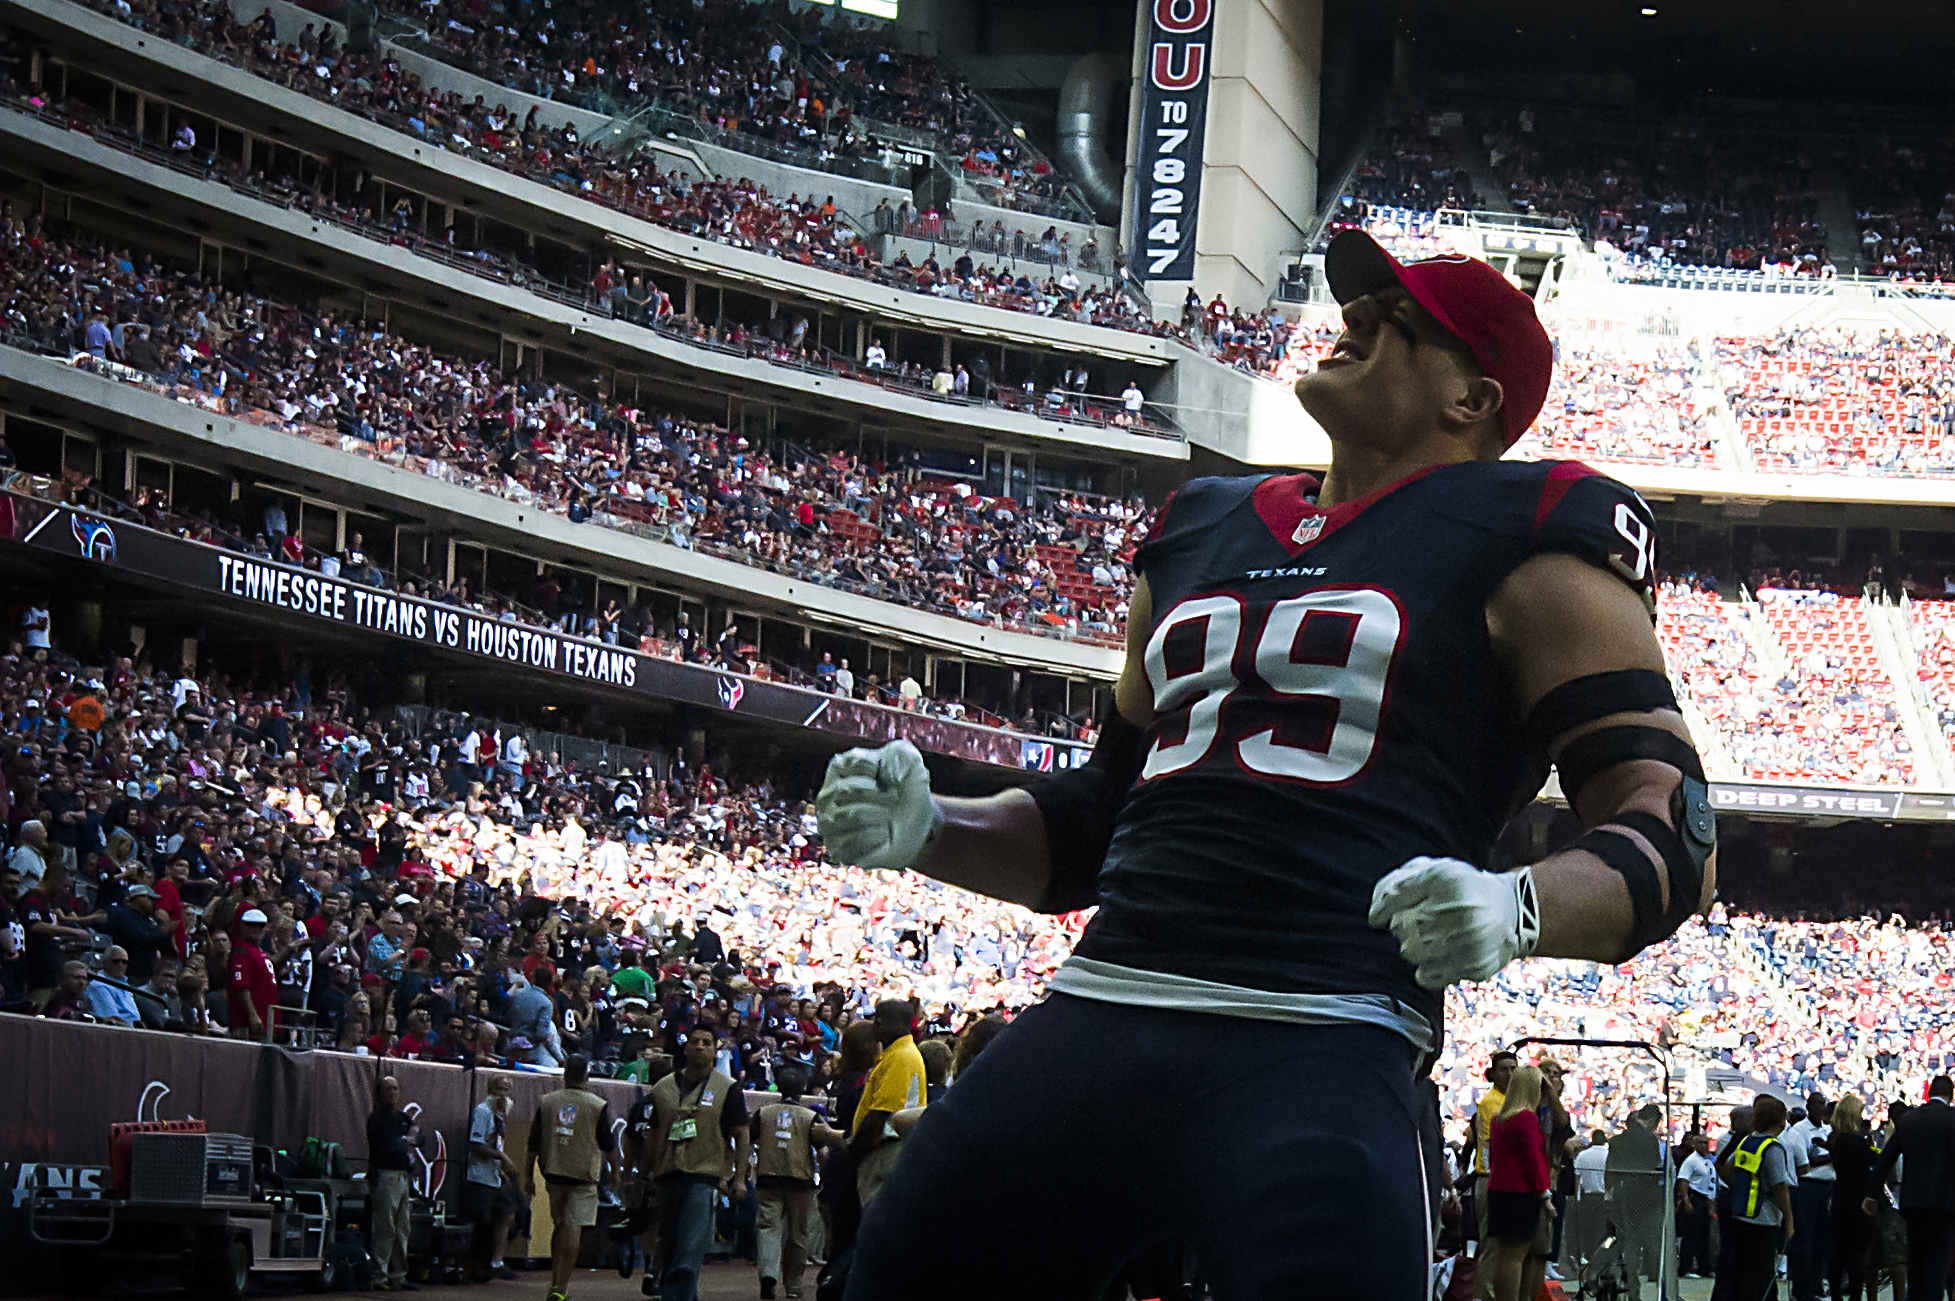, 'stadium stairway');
1735,595,1794,686
1672,690,1742,780
1444,123,1516,215
1694,342,1759,472
1813,167,1868,276
1868,602,1955,788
